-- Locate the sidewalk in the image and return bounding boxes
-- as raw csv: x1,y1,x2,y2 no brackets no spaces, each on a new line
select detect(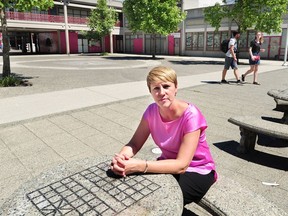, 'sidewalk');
0,54,287,215
0,54,285,125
